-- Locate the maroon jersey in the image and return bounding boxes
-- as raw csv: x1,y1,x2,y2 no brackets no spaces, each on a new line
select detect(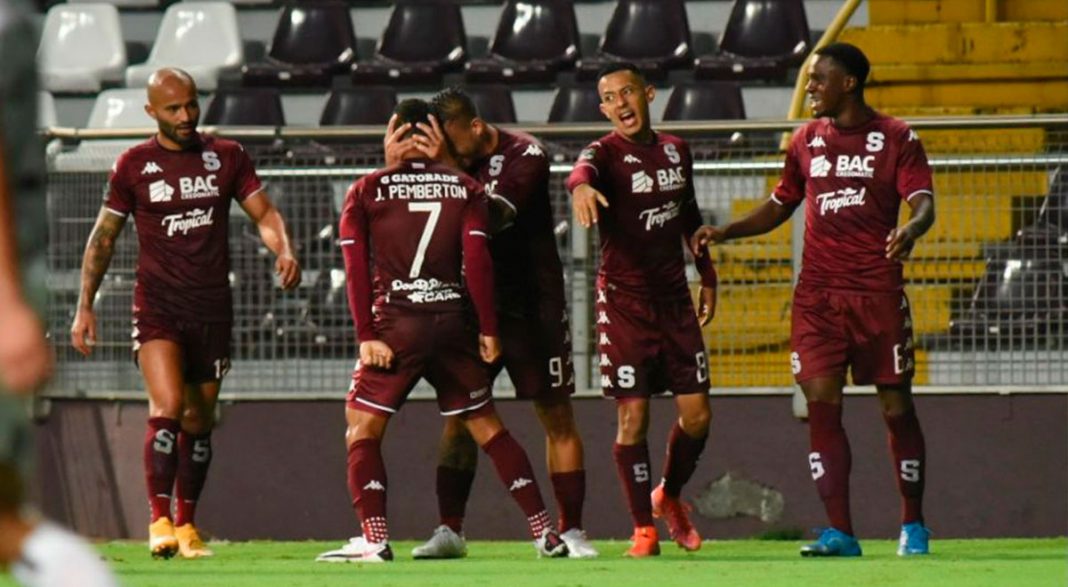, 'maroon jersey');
772,113,934,291
104,134,262,322
566,132,716,300
470,129,565,313
339,158,497,342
